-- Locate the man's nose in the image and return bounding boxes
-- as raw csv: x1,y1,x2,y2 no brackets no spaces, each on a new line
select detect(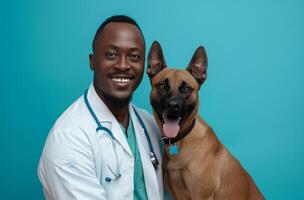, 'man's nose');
115,55,131,70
